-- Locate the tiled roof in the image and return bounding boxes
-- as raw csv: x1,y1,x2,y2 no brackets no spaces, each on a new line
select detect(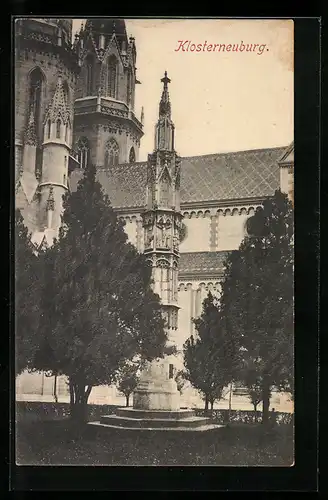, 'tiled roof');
179,251,234,276
69,146,286,209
